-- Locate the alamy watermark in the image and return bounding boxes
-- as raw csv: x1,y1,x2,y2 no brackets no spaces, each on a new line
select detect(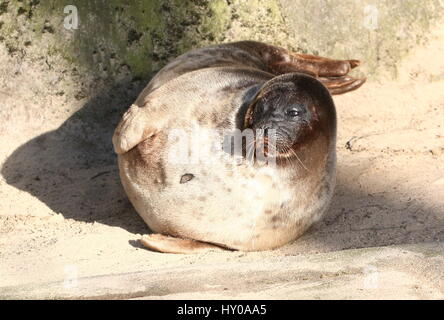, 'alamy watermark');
363,4,379,30
63,5,79,30
363,265,379,289
167,128,278,167
63,264,78,289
